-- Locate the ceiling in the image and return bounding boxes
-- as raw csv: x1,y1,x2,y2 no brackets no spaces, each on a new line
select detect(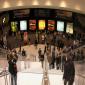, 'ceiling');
0,0,85,14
